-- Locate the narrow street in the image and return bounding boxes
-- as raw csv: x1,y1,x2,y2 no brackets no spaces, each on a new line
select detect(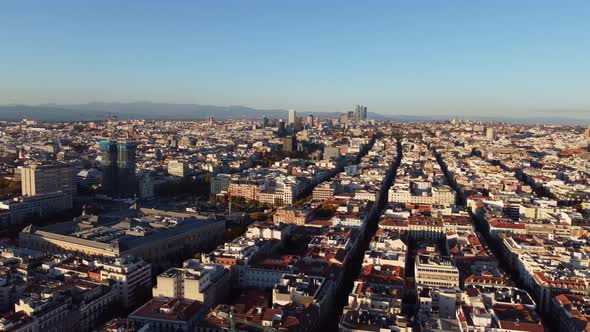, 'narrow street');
431,144,552,326
325,137,402,331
